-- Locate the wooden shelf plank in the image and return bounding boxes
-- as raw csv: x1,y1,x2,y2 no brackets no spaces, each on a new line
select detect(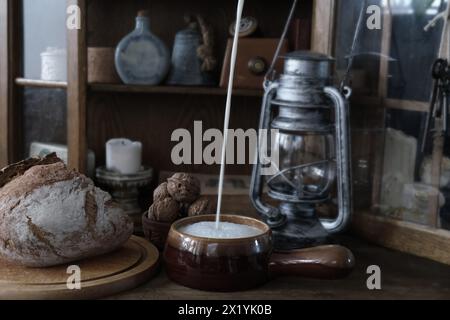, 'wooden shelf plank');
384,98,428,113
1,1,21,167
89,83,263,97
15,78,67,89
350,94,429,113
67,0,87,173
353,212,450,266
0,0,10,168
